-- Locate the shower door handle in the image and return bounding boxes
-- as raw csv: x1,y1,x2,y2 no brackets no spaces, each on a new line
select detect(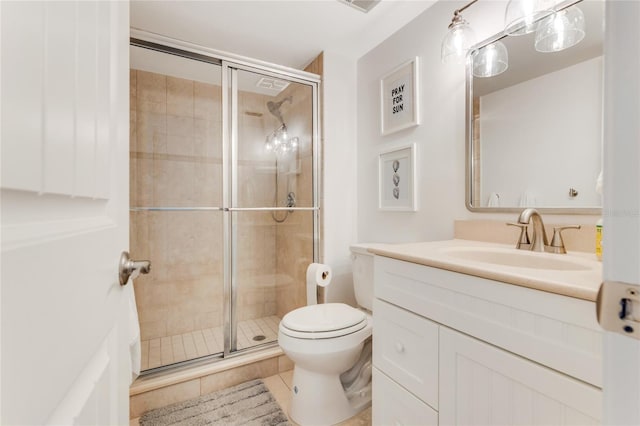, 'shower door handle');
119,251,151,286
